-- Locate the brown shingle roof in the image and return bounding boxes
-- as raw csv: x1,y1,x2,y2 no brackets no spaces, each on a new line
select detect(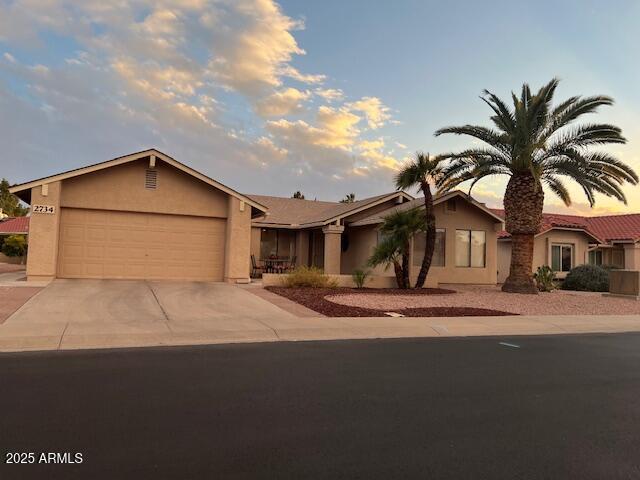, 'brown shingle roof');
350,191,504,226
246,192,408,227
